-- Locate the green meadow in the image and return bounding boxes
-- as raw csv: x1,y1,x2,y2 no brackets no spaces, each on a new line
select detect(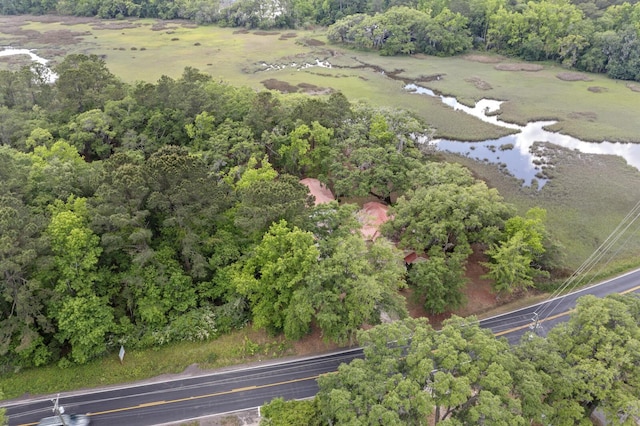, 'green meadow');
1,15,639,270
